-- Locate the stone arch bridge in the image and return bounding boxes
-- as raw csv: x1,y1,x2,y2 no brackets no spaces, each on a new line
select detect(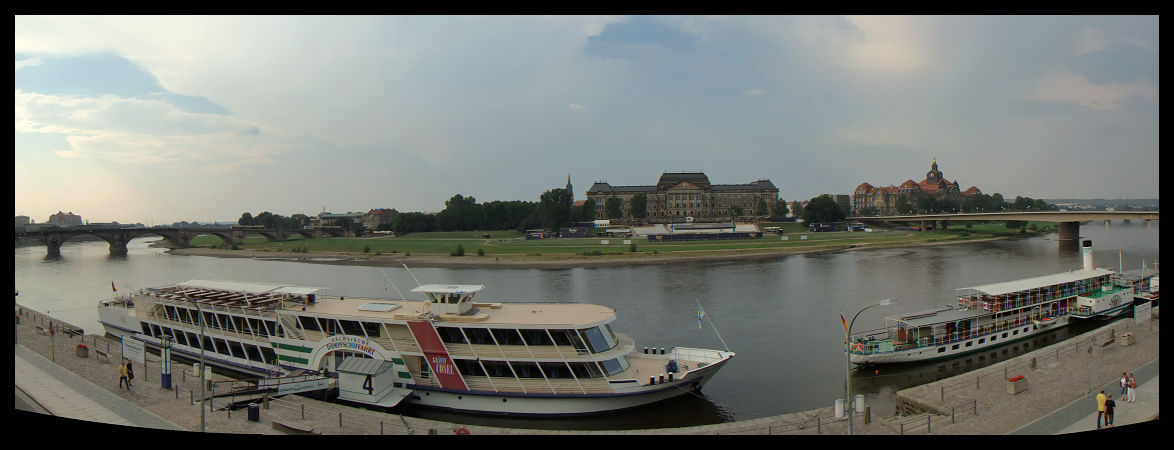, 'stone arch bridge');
16,227,348,255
